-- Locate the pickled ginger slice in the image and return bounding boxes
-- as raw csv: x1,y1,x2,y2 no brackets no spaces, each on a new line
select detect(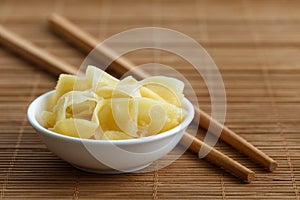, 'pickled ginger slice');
85,65,118,90
137,98,184,135
49,118,98,139
139,104,166,137
101,131,136,140
95,76,141,99
110,98,139,137
96,99,122,133
46,91,98,128
54,74,90,104
91,100,105,139
42,111,56,128
139,87,164,101
140,76,184,107
112,76,141,98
